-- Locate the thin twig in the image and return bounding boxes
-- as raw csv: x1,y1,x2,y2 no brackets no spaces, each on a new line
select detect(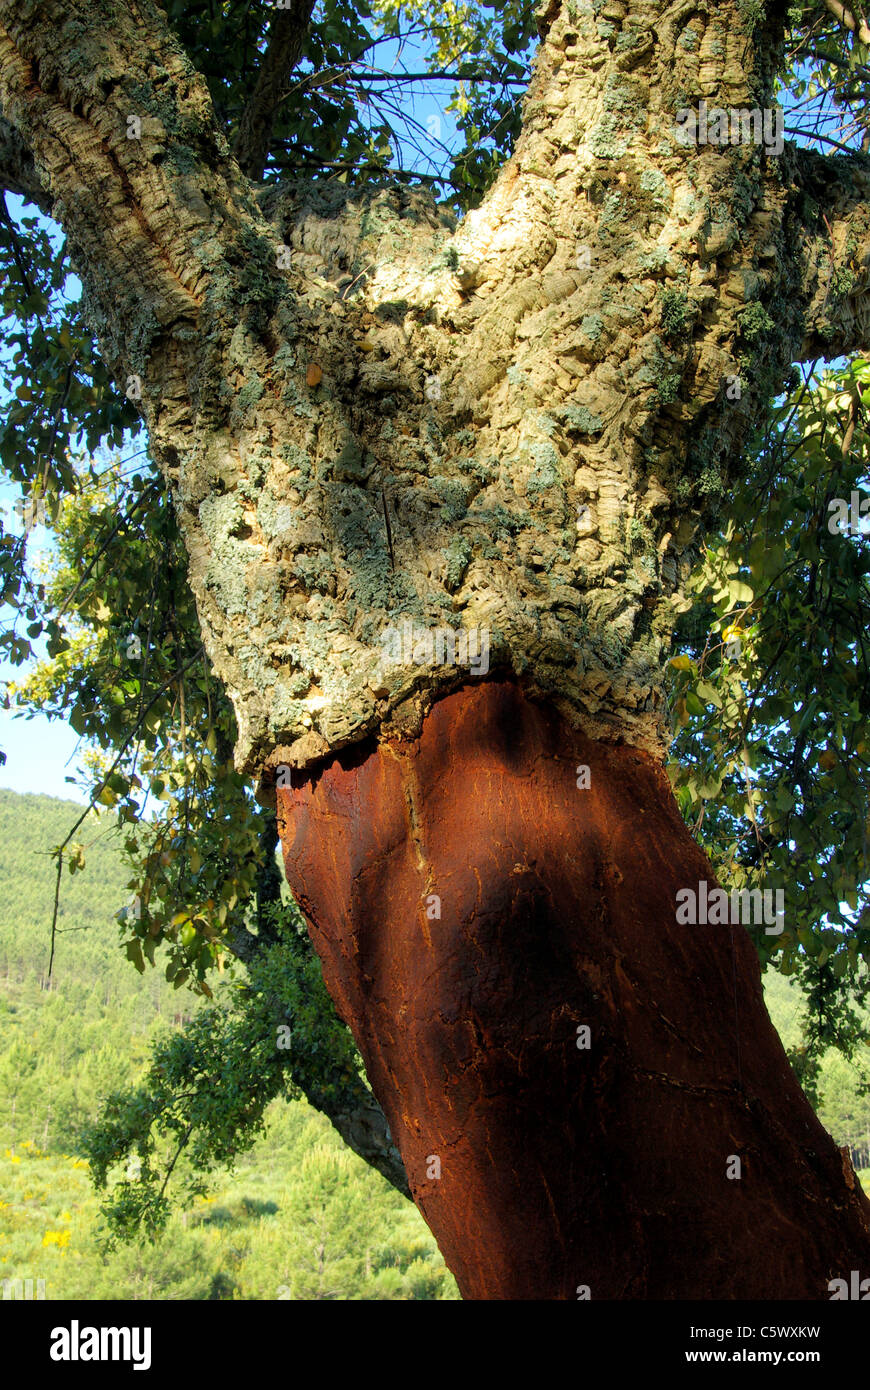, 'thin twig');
47,642,206,977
